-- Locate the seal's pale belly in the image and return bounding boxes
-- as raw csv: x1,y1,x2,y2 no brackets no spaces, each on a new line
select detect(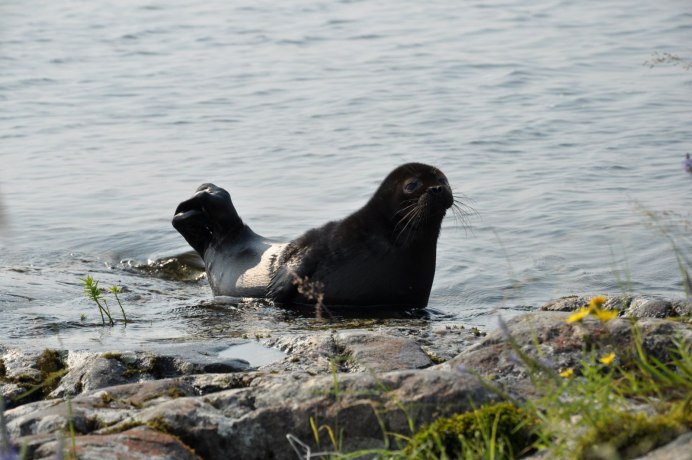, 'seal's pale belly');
235,243,287,291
